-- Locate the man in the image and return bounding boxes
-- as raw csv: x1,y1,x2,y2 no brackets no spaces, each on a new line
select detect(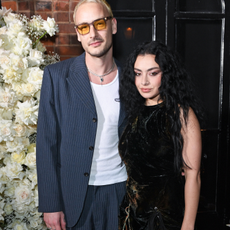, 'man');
36,0,127,230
